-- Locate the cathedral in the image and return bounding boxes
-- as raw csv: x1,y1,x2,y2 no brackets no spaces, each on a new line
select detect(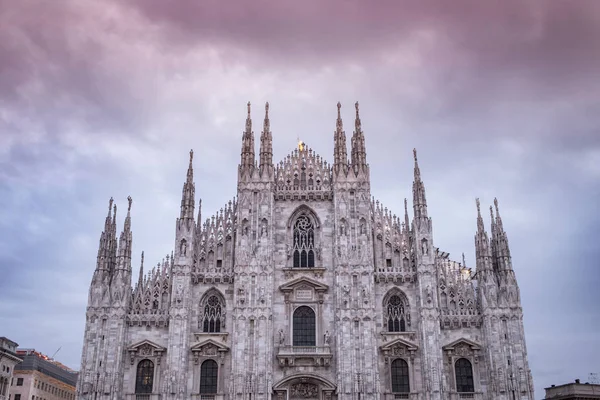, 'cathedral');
77,102,534,400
